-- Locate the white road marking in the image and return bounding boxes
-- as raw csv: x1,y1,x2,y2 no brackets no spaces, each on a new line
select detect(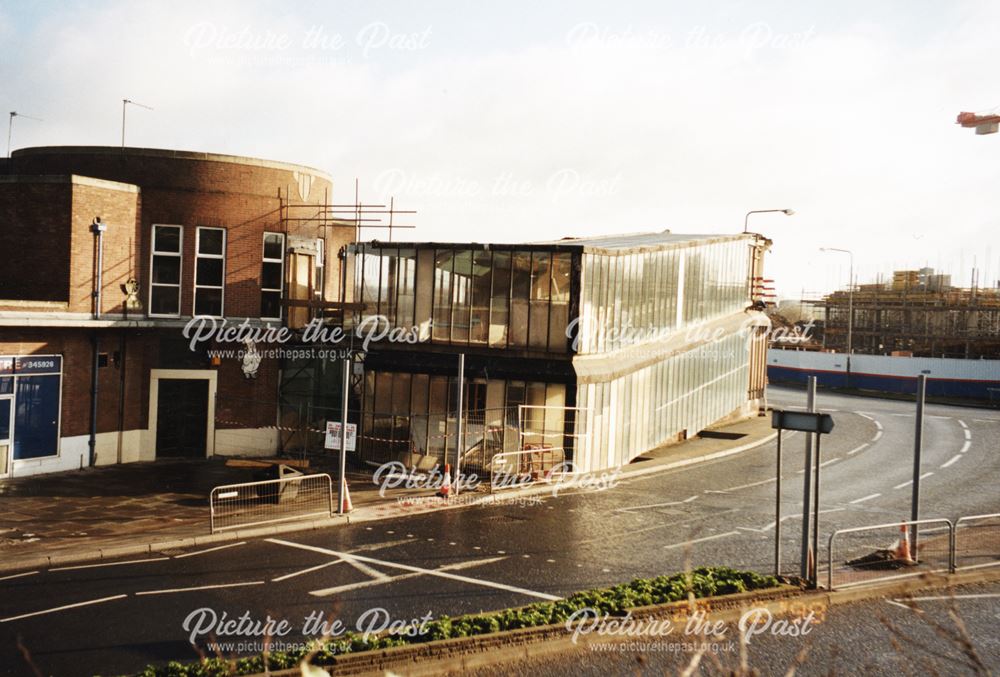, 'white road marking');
960,440,971,454
890,413,912,418
0,570,39,582
855,412,875,420
51,557,170,572
343,557,391,581
941,455,961,468
872,430,883,442
173,542,246,559
884,599,917,611
850,493,881,504
267,539,559,601
308,556,509,597
795,457,841,474
972,418,996,423
875,421,884,430
846,443,869,456
135,581,265,596
663,531,740,550
896,593,1000,602
0,594,127,623
711,476,777,493
272,559,344,582
958,419,968,429
615,495,699,512
893,472,933,490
